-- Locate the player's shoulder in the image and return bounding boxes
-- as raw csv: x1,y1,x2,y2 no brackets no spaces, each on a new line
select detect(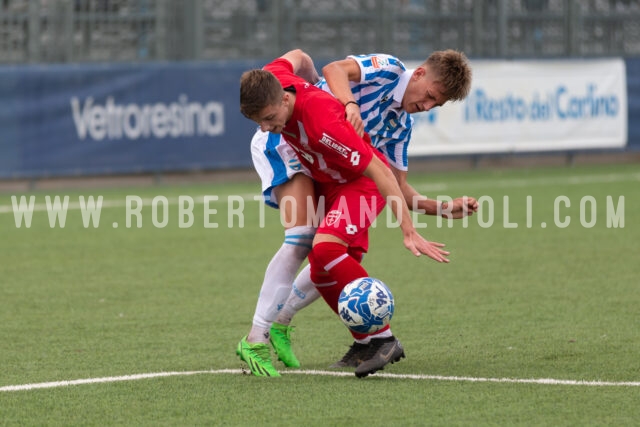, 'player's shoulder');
301,86,344,116
265,58,312,89
348,53,406,72
264,57,294,72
